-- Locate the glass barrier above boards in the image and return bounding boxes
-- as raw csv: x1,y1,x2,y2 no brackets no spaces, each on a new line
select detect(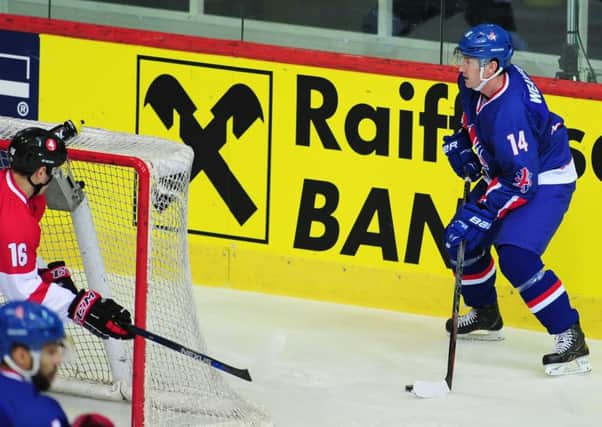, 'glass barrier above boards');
2,0,601,82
